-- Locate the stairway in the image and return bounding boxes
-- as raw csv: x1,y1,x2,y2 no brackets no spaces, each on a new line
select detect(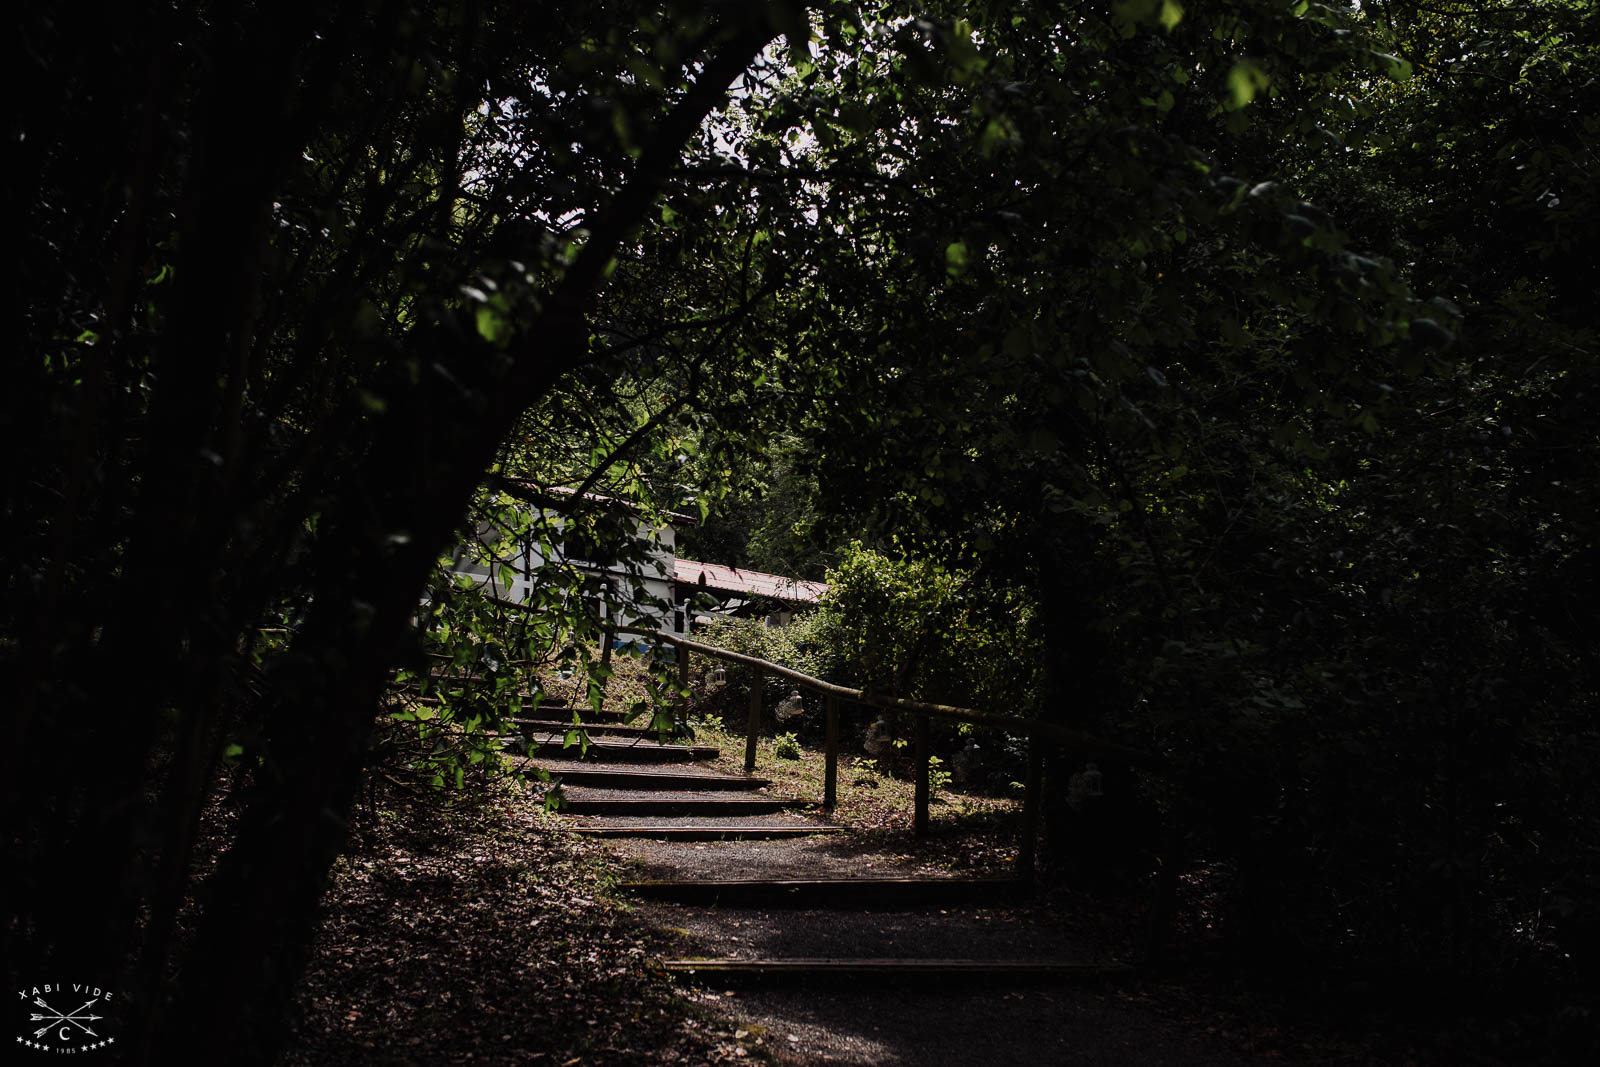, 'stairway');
506,699,1132,993
501,709,843,841
625,841,1130,988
